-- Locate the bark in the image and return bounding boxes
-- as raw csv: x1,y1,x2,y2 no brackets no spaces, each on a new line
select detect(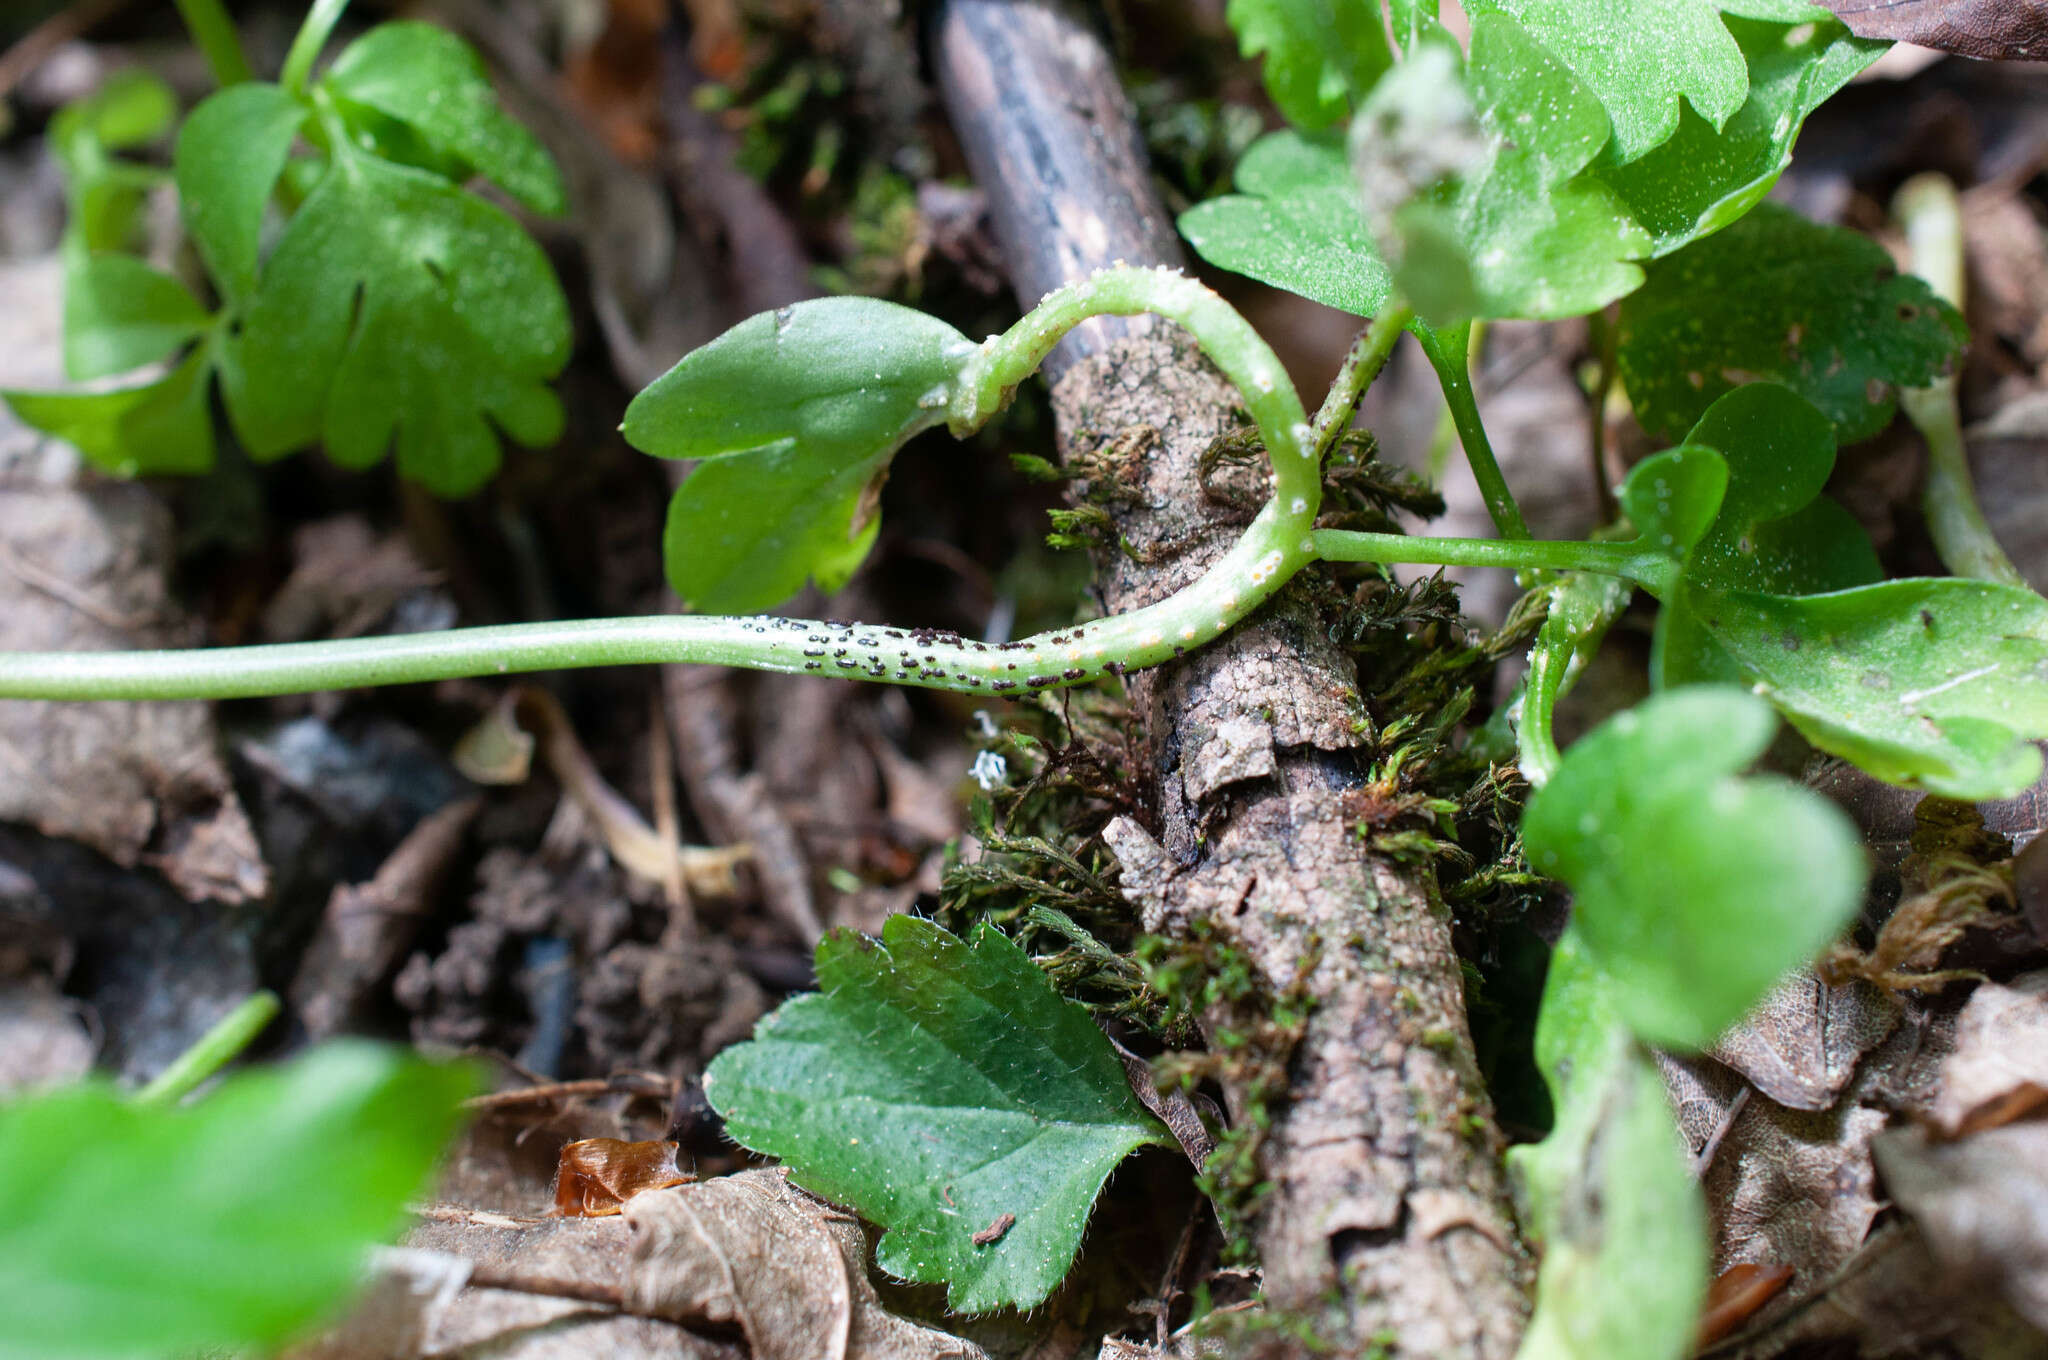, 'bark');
933,3,1532,1354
